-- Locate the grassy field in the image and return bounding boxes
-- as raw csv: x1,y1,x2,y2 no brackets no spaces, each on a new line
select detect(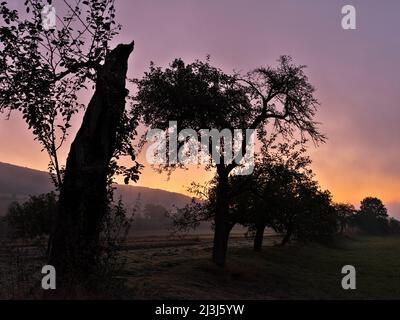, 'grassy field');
120,234,400,299
1,234,399,299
